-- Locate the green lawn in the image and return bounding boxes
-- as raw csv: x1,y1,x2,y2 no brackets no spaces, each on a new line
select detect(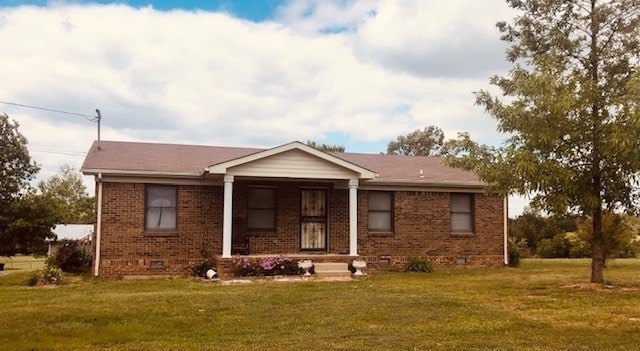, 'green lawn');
1,259,639,350
0,254,46,271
